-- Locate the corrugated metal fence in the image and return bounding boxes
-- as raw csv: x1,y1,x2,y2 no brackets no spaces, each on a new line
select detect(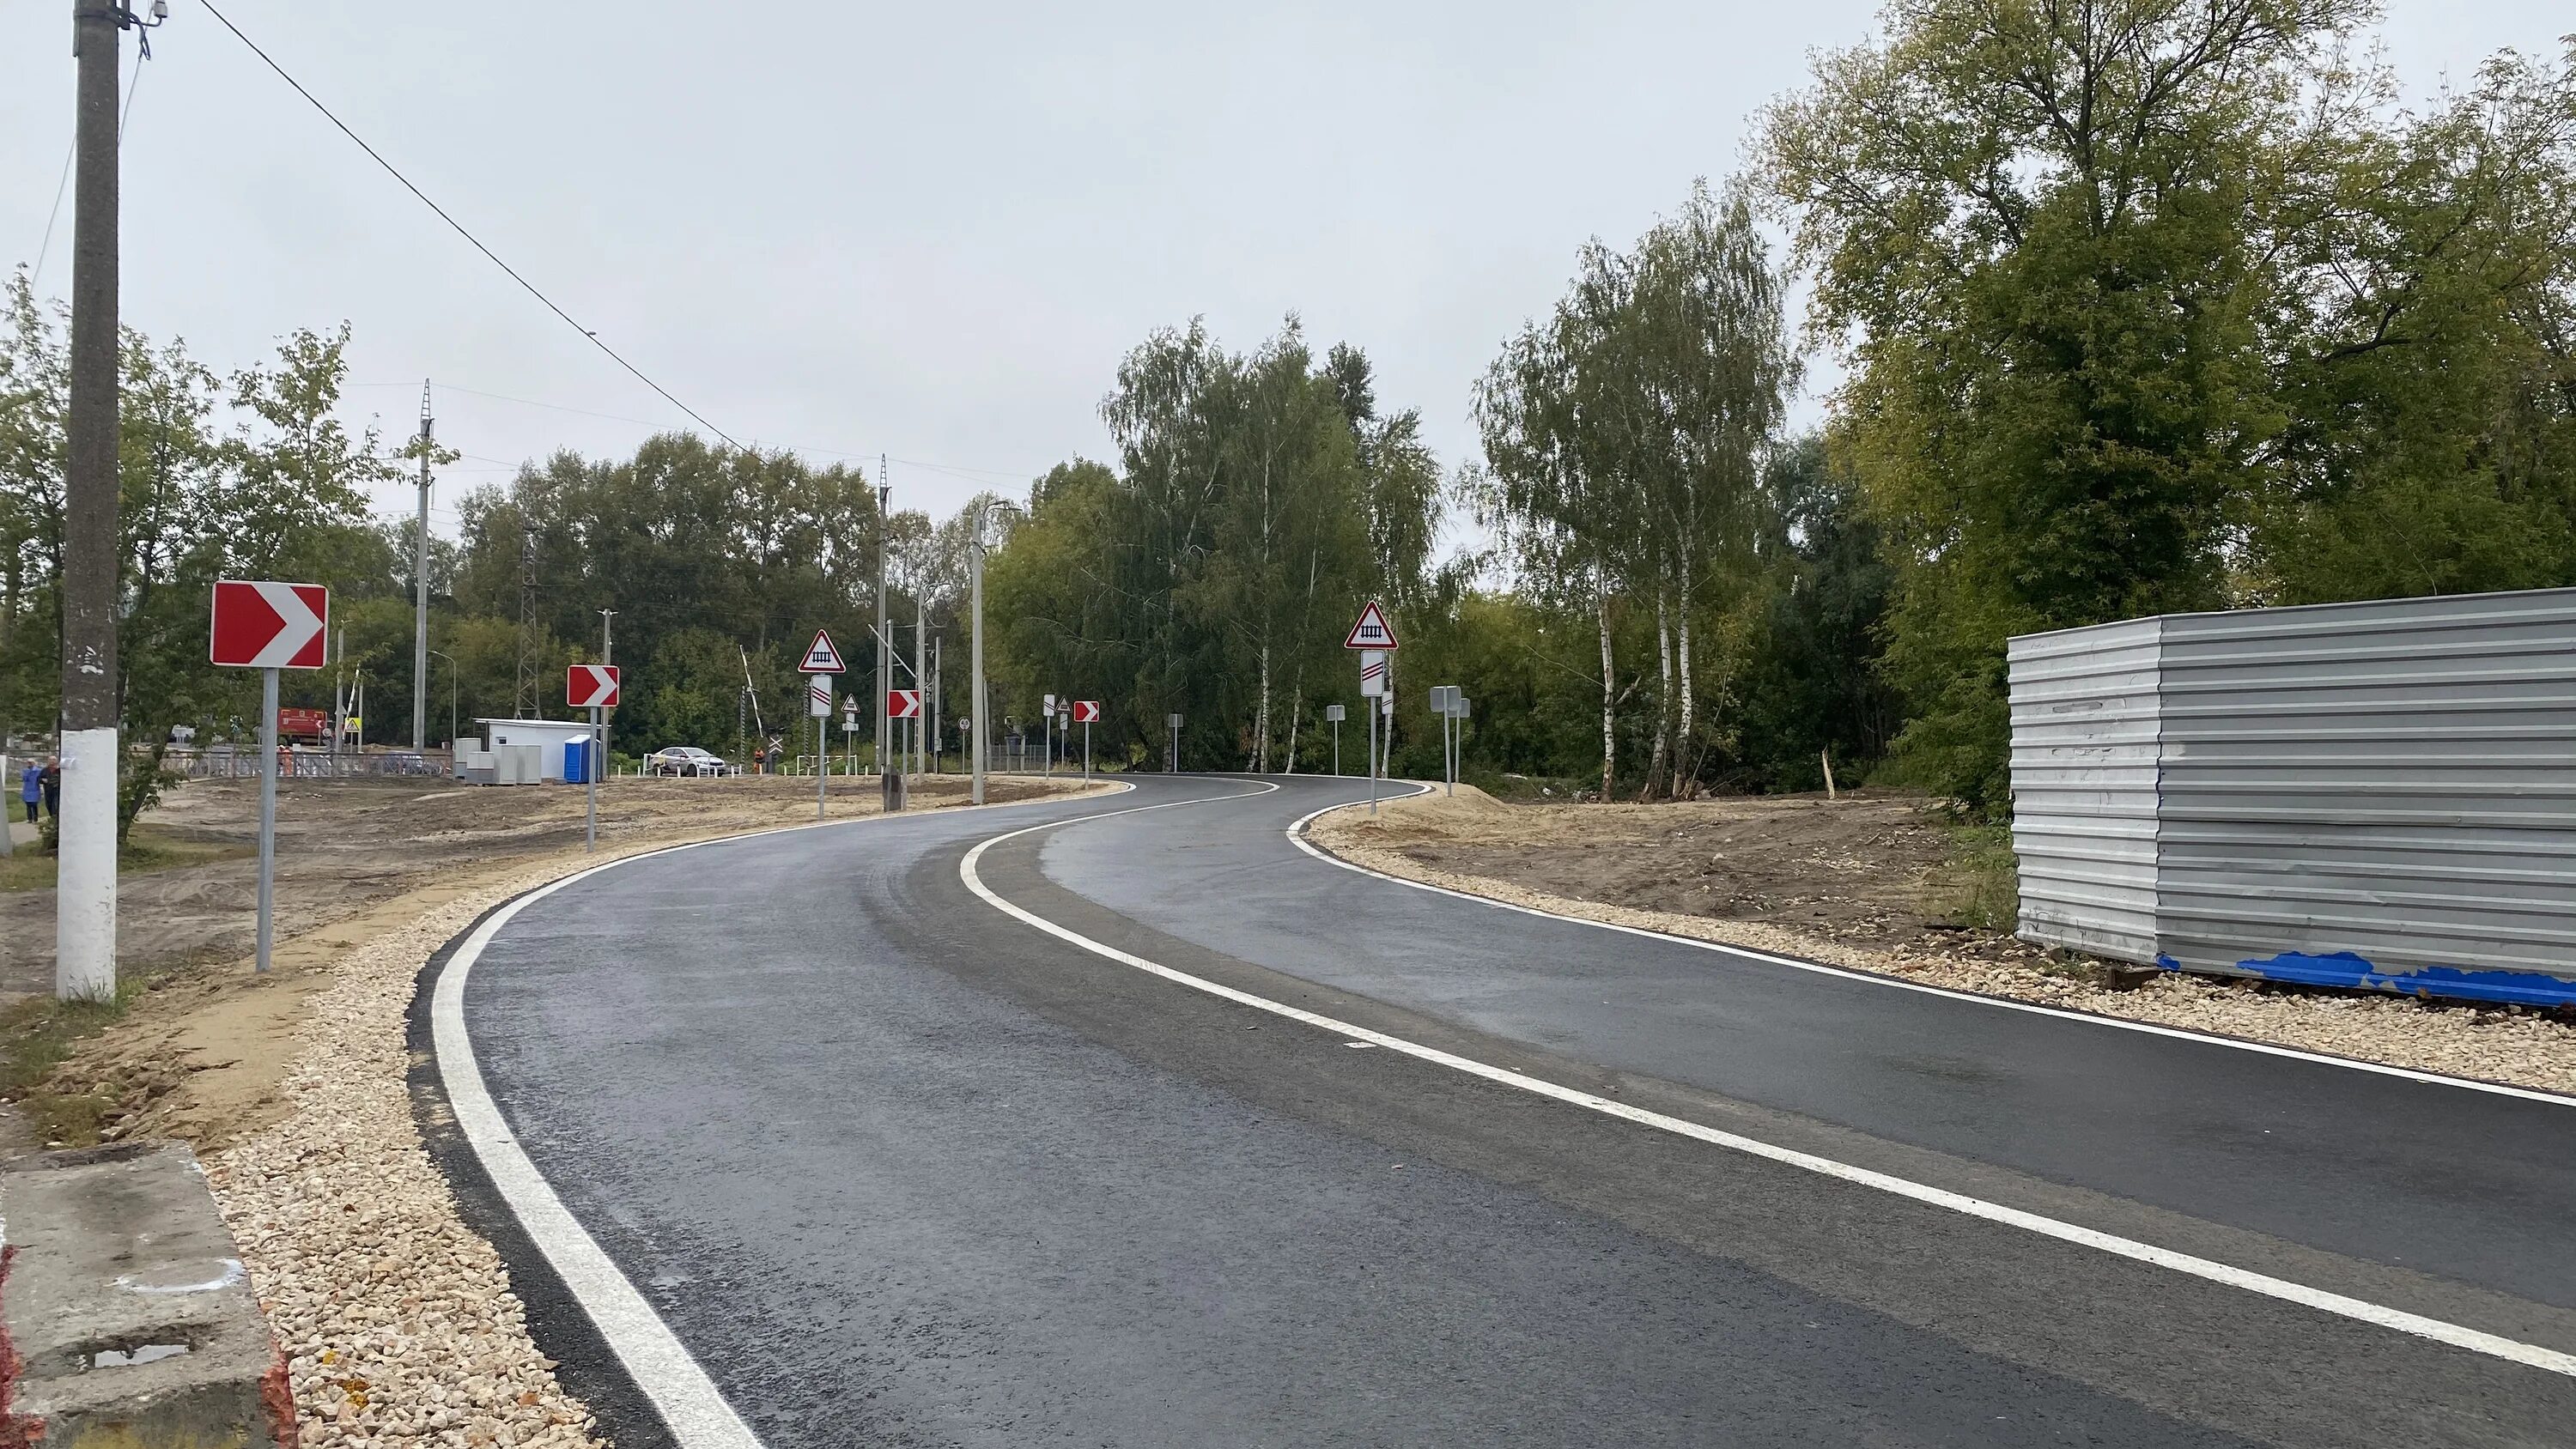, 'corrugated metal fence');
2009,587,2576,1007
